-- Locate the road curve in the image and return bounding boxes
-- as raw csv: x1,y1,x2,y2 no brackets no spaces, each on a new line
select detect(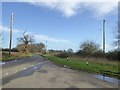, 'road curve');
1,55,118,88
